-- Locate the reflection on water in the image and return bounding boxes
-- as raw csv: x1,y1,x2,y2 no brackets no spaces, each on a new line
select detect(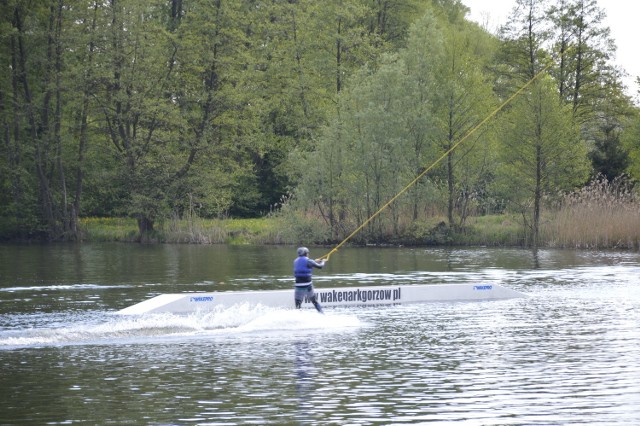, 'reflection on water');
0,244,639,424
295,341,316,422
